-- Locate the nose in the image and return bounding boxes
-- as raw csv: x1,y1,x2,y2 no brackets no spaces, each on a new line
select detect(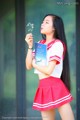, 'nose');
41,23,44,28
